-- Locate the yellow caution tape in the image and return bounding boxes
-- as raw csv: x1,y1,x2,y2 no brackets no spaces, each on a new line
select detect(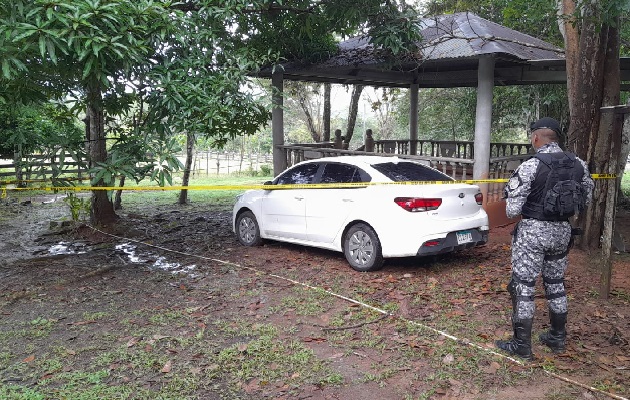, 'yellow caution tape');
0,173,619,193
591,173,618,179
